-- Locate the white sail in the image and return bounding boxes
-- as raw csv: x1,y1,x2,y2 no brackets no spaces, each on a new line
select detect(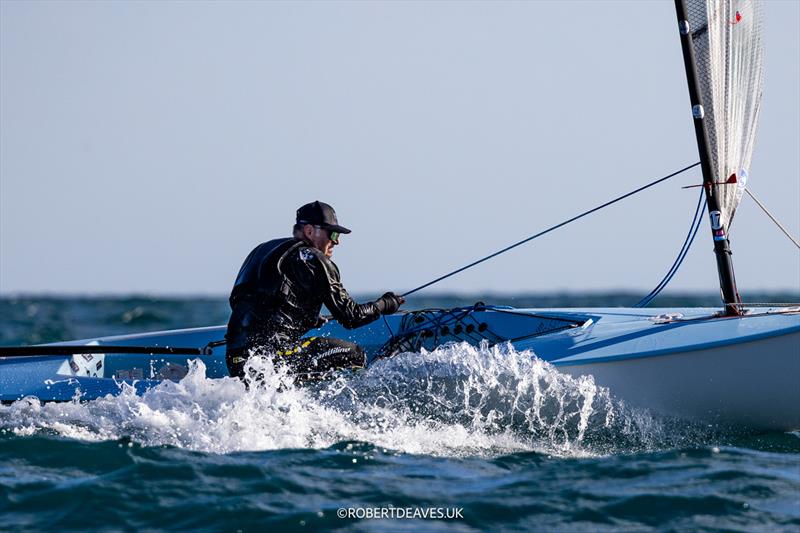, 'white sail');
684,0,764,232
